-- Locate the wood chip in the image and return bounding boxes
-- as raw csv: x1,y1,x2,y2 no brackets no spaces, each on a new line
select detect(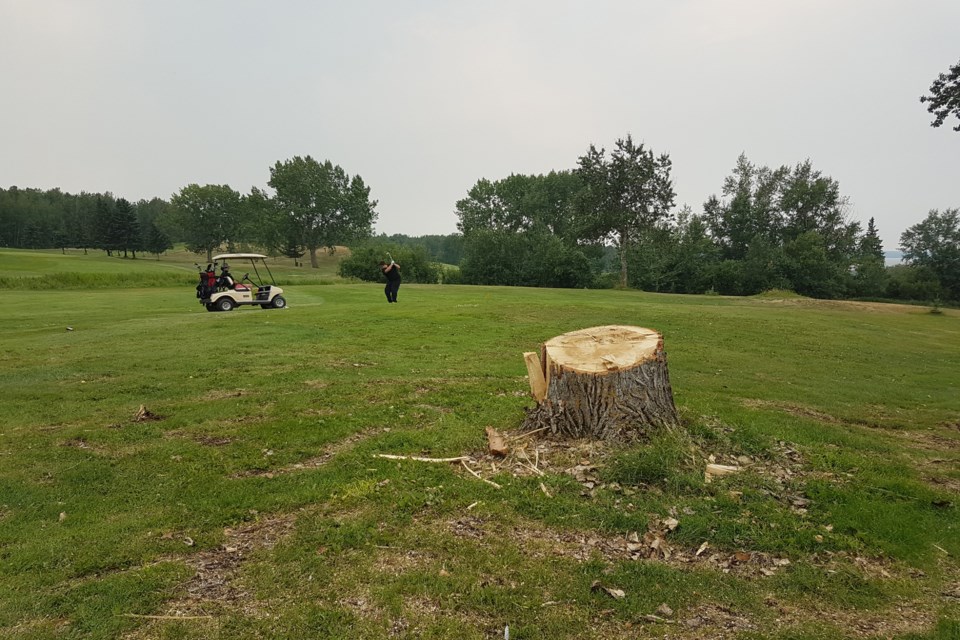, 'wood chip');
704,463,740,482
485,427,509,457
